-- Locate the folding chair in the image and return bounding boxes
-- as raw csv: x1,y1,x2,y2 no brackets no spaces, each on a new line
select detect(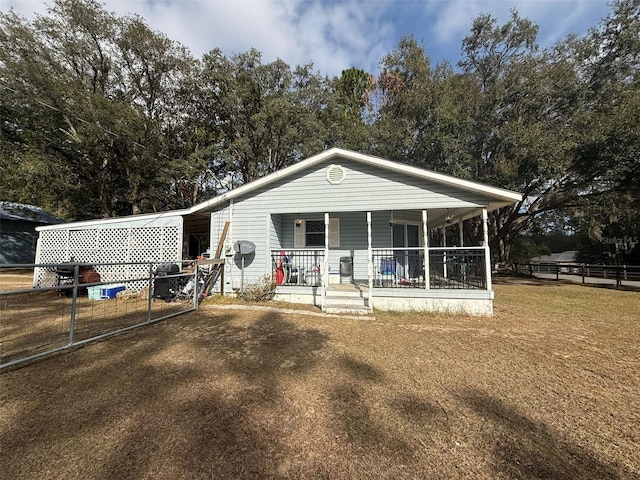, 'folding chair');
378,257,398,287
